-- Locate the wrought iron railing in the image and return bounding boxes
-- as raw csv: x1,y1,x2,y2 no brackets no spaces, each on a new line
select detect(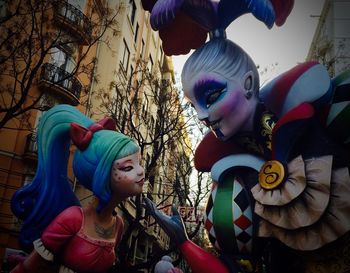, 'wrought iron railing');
53,1,92,42
40,63,82,100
